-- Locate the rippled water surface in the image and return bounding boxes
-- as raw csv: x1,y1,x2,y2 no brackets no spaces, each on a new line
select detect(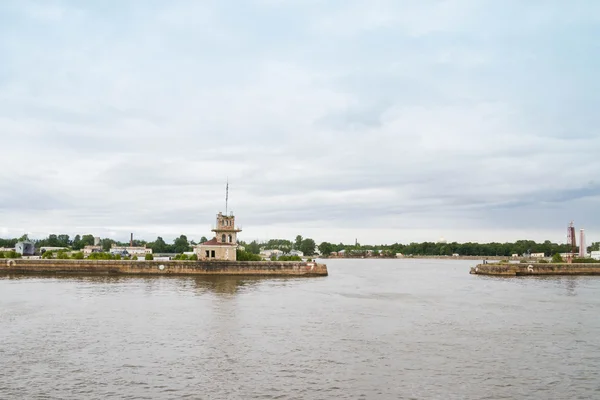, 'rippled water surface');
1,259,599,399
